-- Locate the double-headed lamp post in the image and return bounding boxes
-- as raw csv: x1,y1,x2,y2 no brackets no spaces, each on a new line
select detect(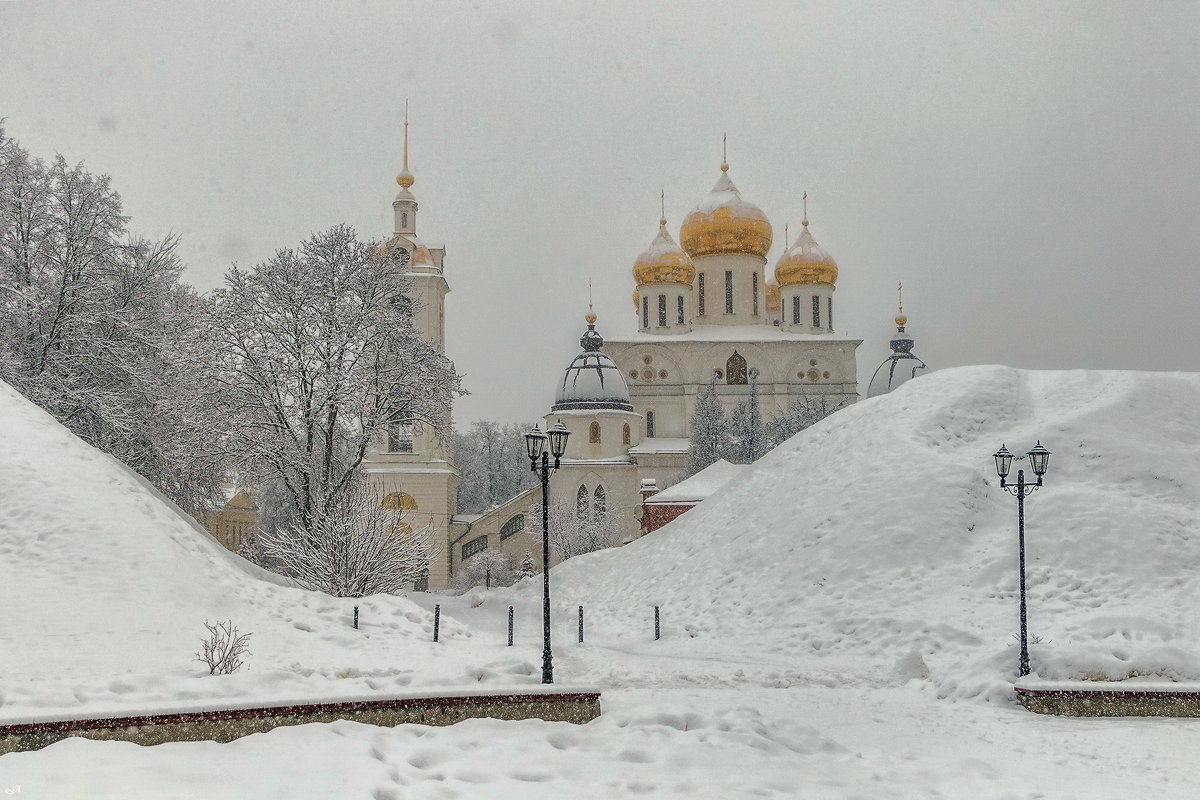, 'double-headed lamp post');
992,441,1051,678
525,421,571,684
